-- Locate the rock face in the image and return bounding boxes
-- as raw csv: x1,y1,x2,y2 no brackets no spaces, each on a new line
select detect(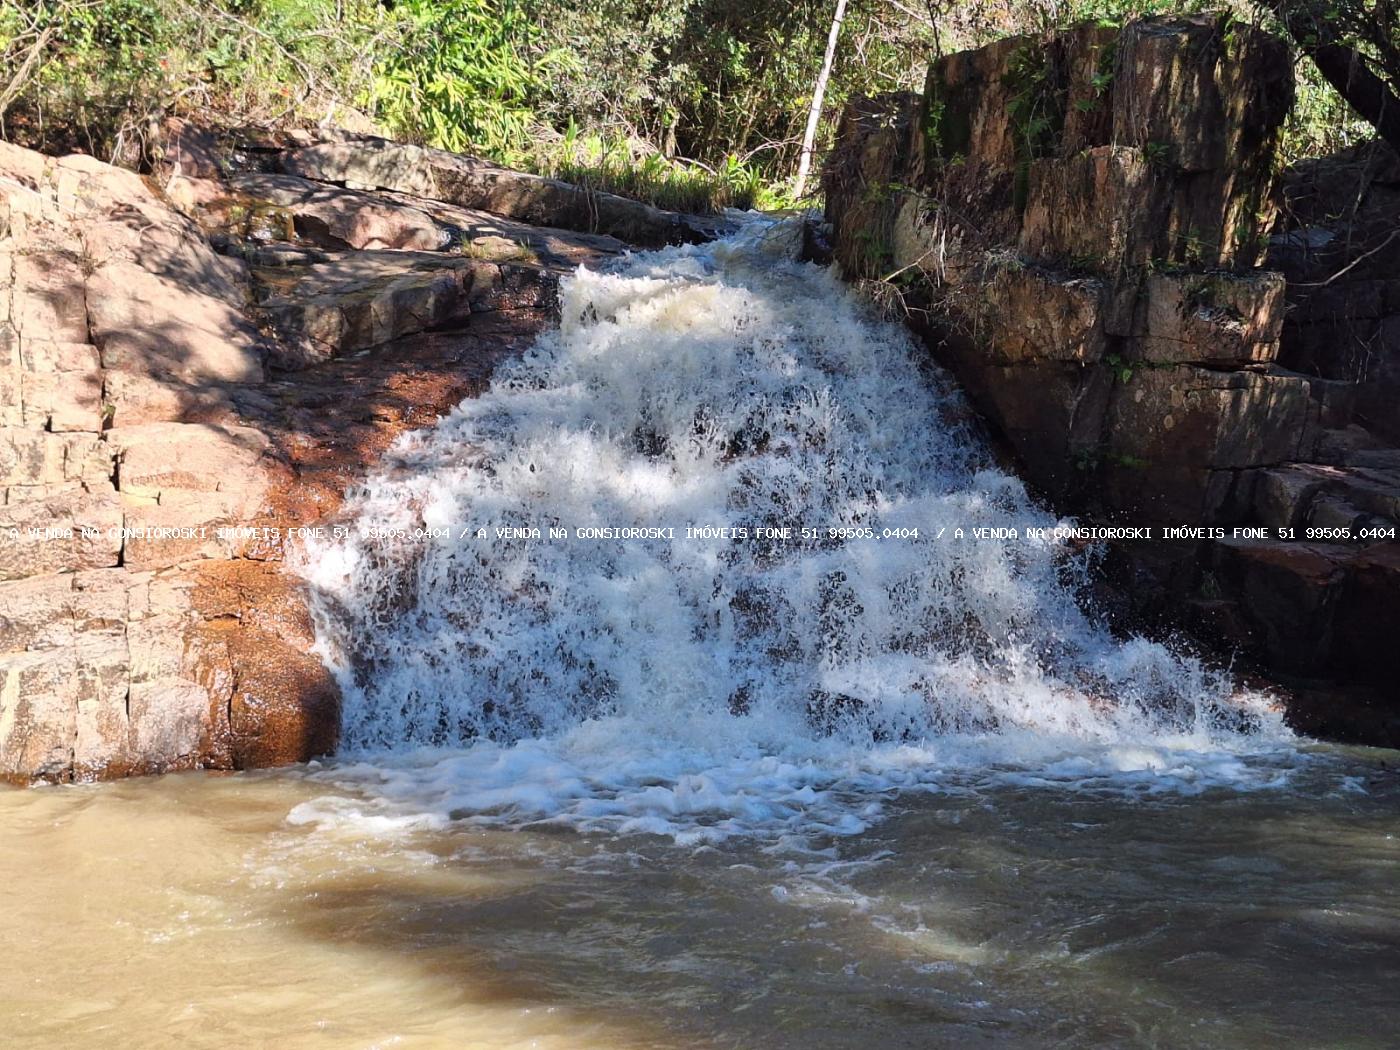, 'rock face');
826,16,1304,521
0,131,623,783
824,15,1400,744
1269,143,1400,446
0,143,295,782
